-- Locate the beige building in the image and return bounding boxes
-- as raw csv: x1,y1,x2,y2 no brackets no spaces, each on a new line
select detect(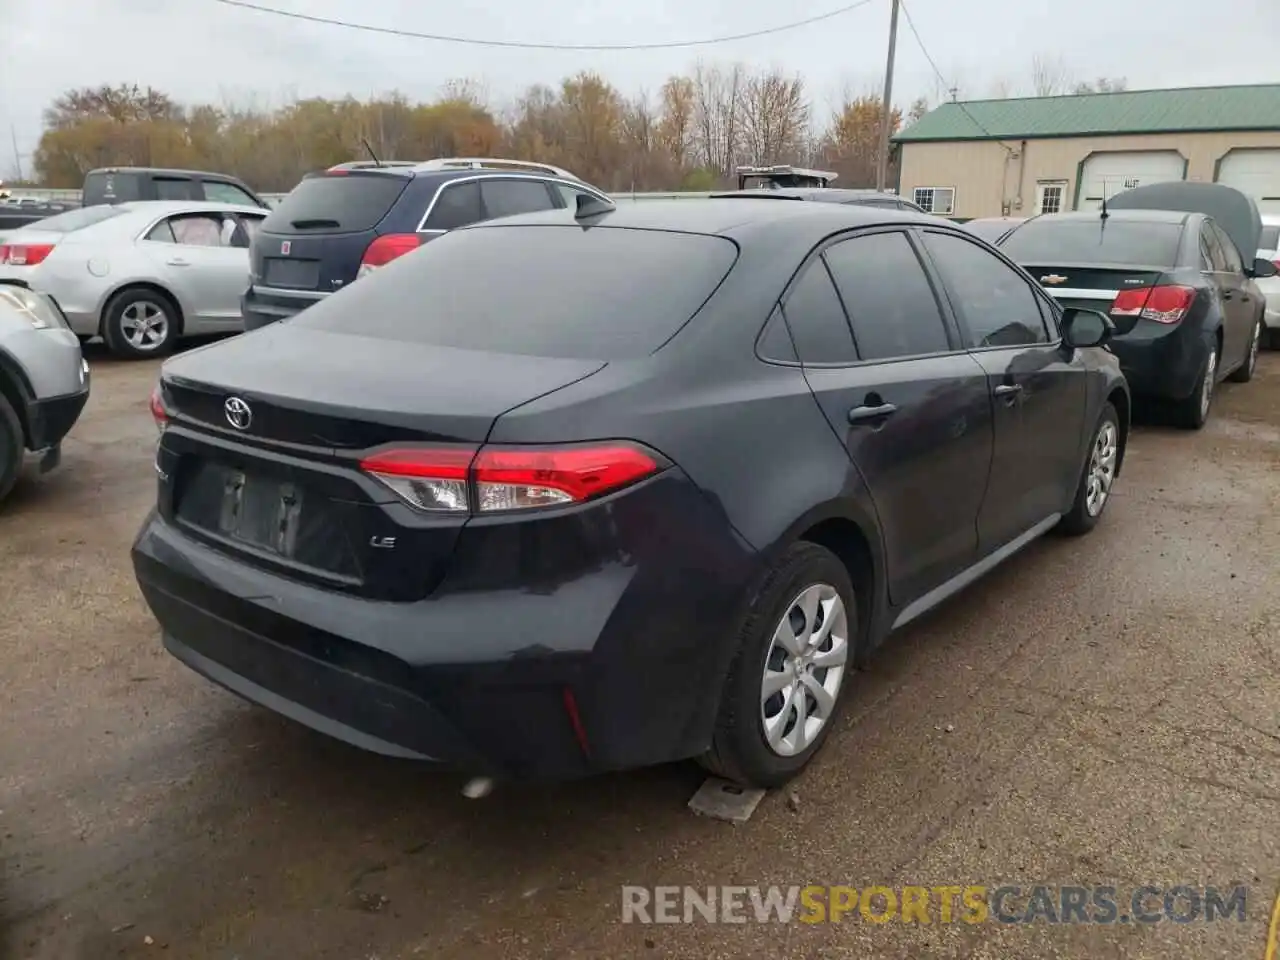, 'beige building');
893,83,1280,220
